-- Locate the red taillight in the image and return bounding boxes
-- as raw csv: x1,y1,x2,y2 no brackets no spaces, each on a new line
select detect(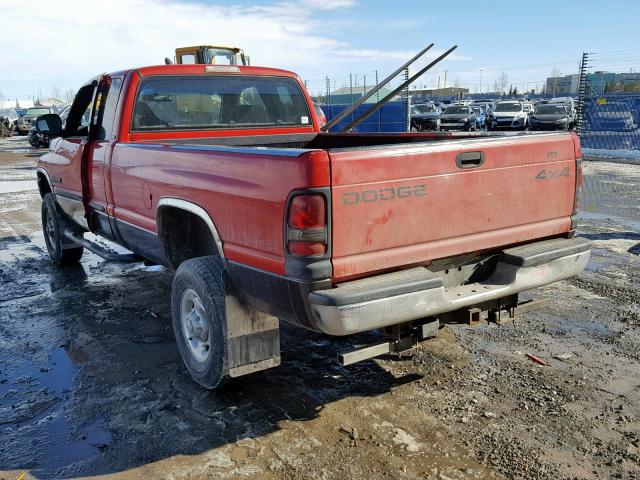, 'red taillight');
288,195,325,229
287,194,327,257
